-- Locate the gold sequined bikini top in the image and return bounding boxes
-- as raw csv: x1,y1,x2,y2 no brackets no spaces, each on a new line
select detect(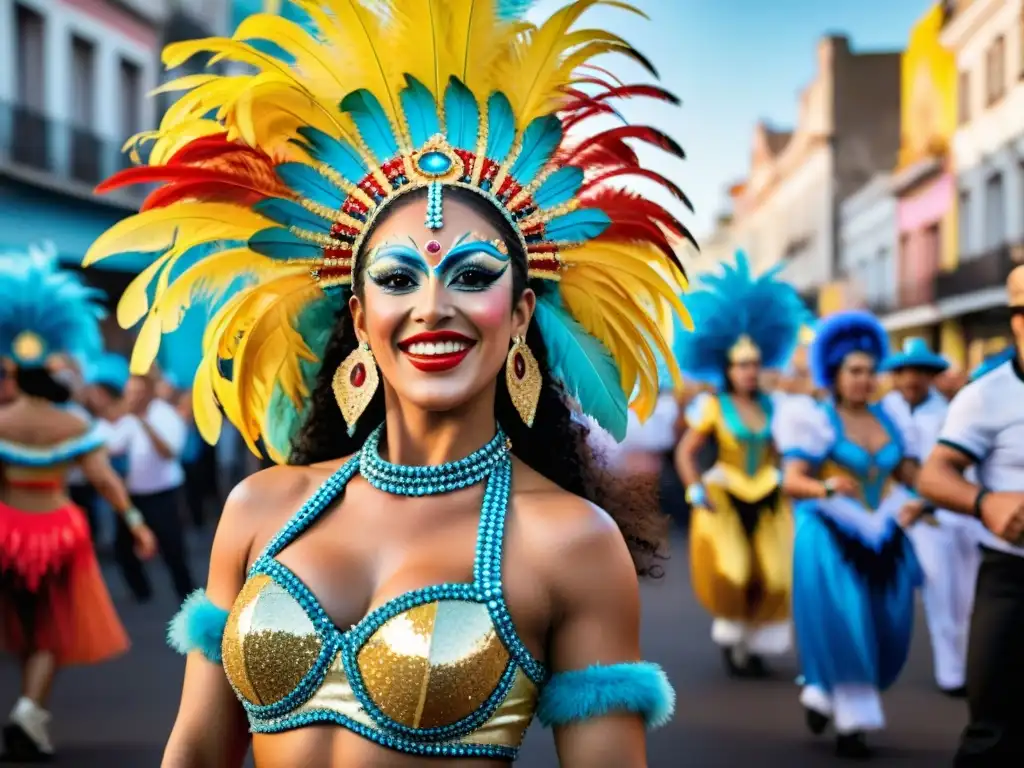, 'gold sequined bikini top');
221,456,546,760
